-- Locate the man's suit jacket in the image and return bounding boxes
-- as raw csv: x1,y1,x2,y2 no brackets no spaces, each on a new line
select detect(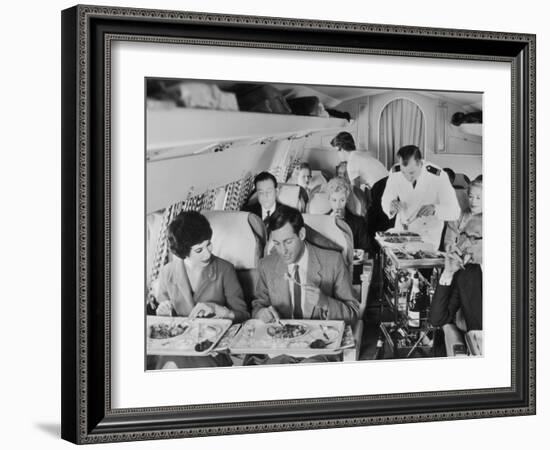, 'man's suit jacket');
252,244,360,325
429,264,482,331
242,201,283,223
